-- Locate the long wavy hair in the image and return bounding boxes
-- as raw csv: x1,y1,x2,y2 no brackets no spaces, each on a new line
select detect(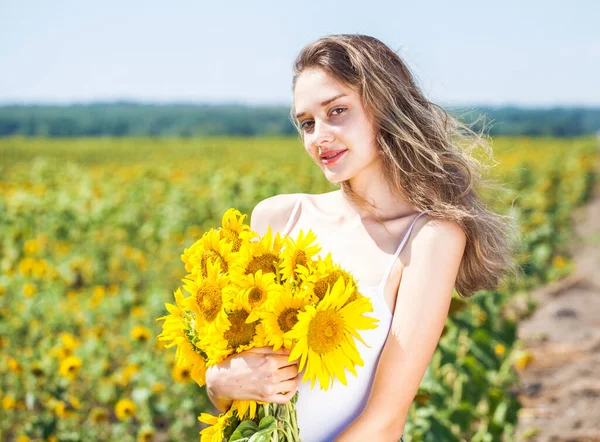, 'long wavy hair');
290,34,519,298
